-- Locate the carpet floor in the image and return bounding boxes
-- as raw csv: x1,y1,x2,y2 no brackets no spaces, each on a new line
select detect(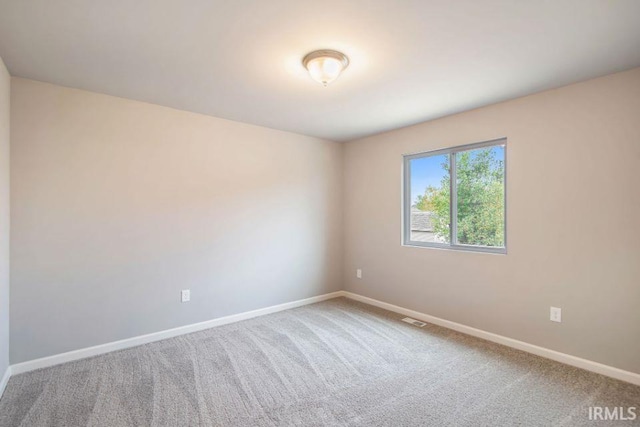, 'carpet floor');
0,297,638,426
